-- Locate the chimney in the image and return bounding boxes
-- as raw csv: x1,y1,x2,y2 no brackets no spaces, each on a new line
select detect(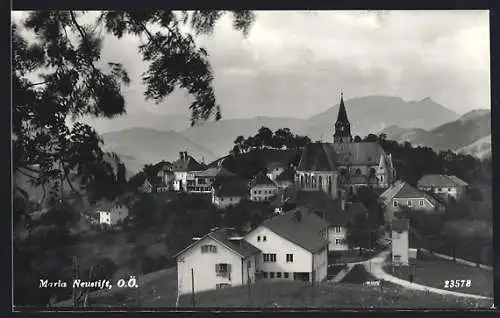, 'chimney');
179,152,184,161
183,151,188,161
